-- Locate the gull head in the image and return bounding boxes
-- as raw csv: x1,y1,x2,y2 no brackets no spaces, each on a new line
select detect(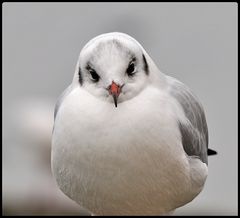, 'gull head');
75,32,150,107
